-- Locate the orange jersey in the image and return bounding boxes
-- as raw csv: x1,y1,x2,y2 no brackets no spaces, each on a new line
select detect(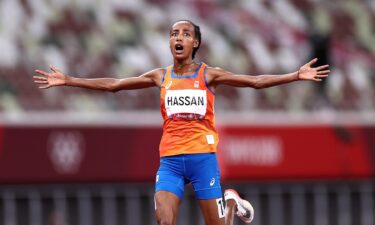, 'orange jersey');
159,63,219,157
